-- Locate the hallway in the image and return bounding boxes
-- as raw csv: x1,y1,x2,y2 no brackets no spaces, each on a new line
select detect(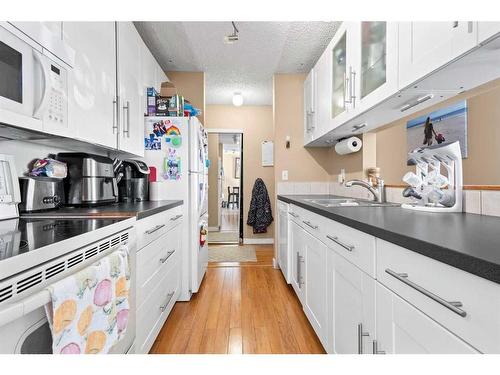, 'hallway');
150,245,325,354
